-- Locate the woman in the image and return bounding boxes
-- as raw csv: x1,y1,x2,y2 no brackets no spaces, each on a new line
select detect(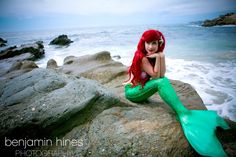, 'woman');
124,29,229,157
